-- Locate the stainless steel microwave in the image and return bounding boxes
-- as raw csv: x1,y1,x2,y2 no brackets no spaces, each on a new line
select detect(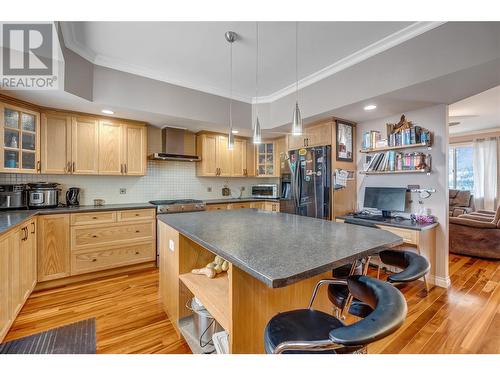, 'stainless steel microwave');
251,184,279,199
